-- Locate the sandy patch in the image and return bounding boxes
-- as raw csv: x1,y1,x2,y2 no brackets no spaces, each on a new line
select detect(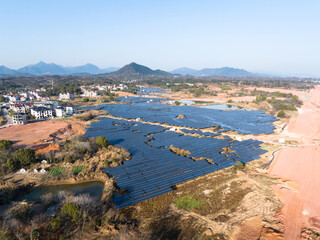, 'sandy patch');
269,85,320,238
